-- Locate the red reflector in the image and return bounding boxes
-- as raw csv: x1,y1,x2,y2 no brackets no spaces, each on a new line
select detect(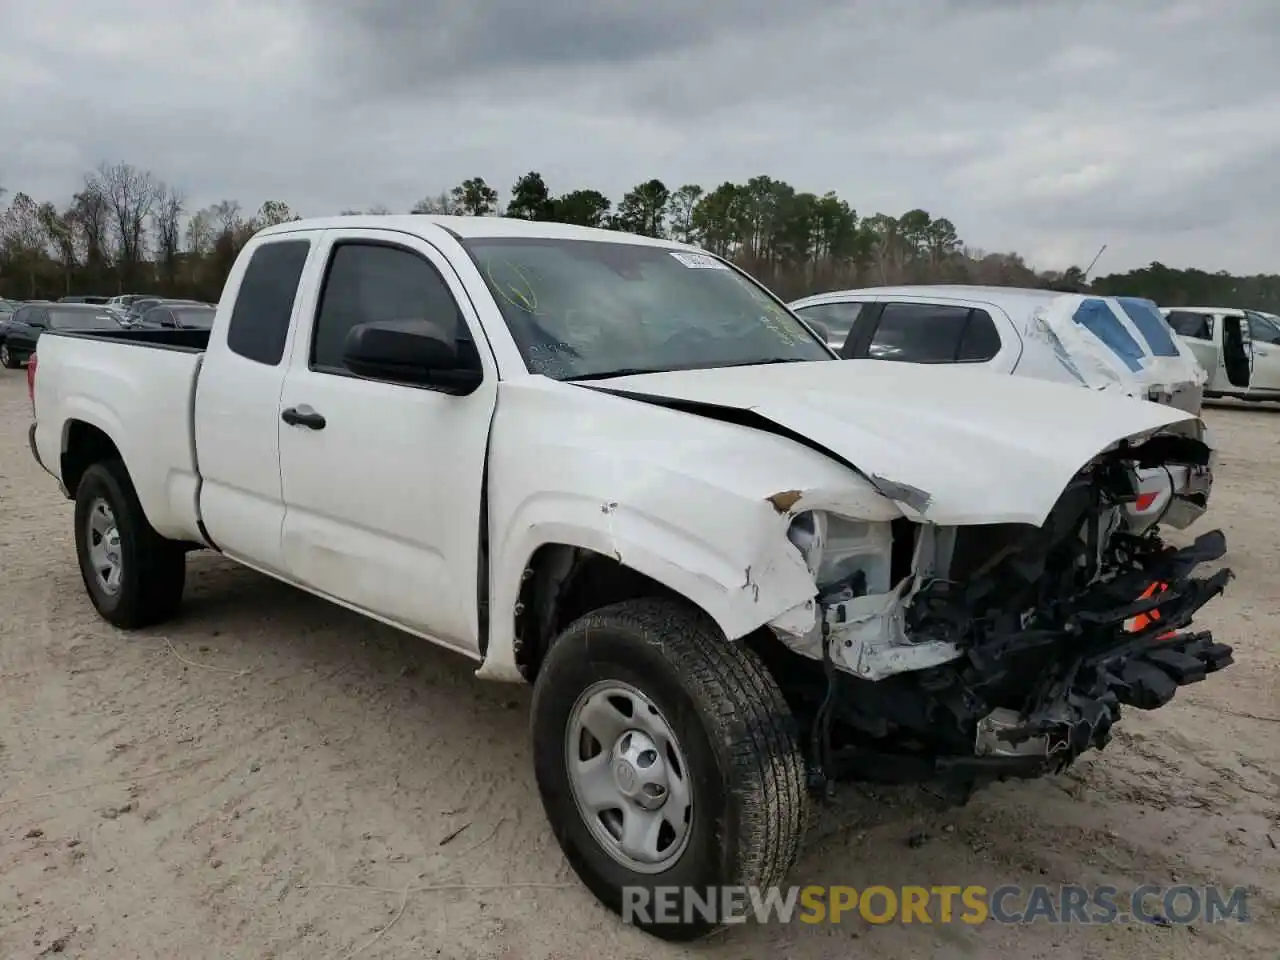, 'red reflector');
1134,491,1159,511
